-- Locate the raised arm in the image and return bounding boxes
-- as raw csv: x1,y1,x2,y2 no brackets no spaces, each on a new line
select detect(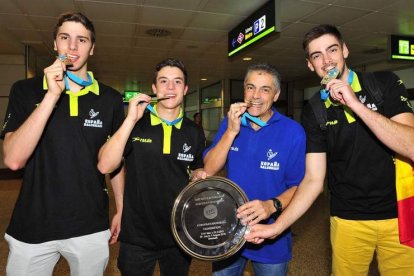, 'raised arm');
350,106,414,161
97,94,150,174
327,77,414,161
3,60,66,170
203,103,247,175
245,152,326,243
203,129,236,175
